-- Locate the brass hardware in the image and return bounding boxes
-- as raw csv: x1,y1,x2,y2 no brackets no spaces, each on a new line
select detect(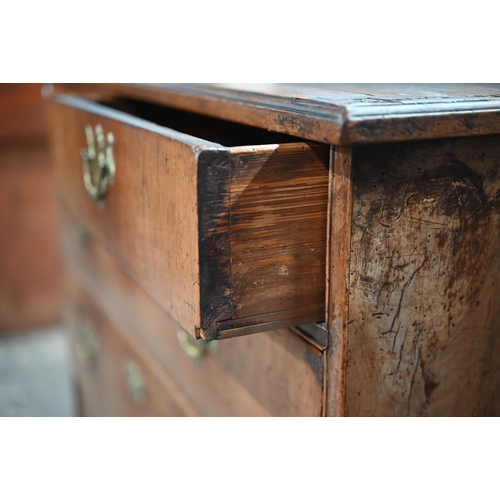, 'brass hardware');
122,359,146,404
81,124,115,206
177,328,218,367
76,321,100,367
